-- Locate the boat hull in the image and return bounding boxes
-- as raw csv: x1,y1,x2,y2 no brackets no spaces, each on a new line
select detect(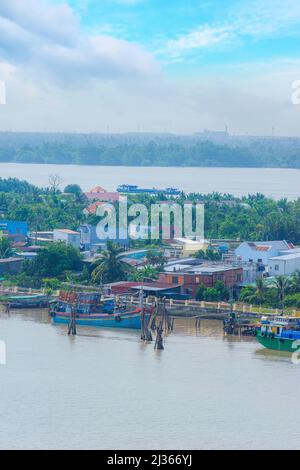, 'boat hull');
52,310,149,330
256,332,299,353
